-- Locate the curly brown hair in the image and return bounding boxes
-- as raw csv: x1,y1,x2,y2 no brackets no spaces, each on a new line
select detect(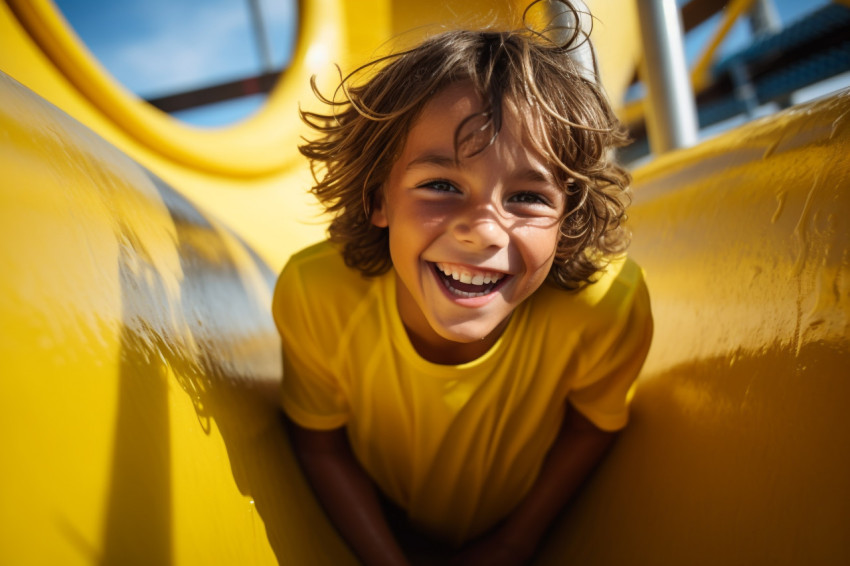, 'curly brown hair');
299,1,631,290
